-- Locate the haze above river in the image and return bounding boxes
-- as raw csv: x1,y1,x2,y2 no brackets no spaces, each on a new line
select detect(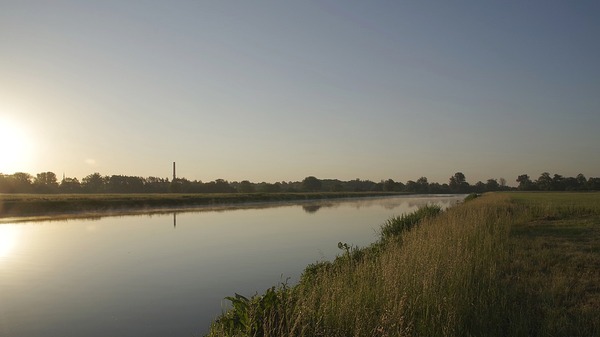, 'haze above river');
0,195,464,336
